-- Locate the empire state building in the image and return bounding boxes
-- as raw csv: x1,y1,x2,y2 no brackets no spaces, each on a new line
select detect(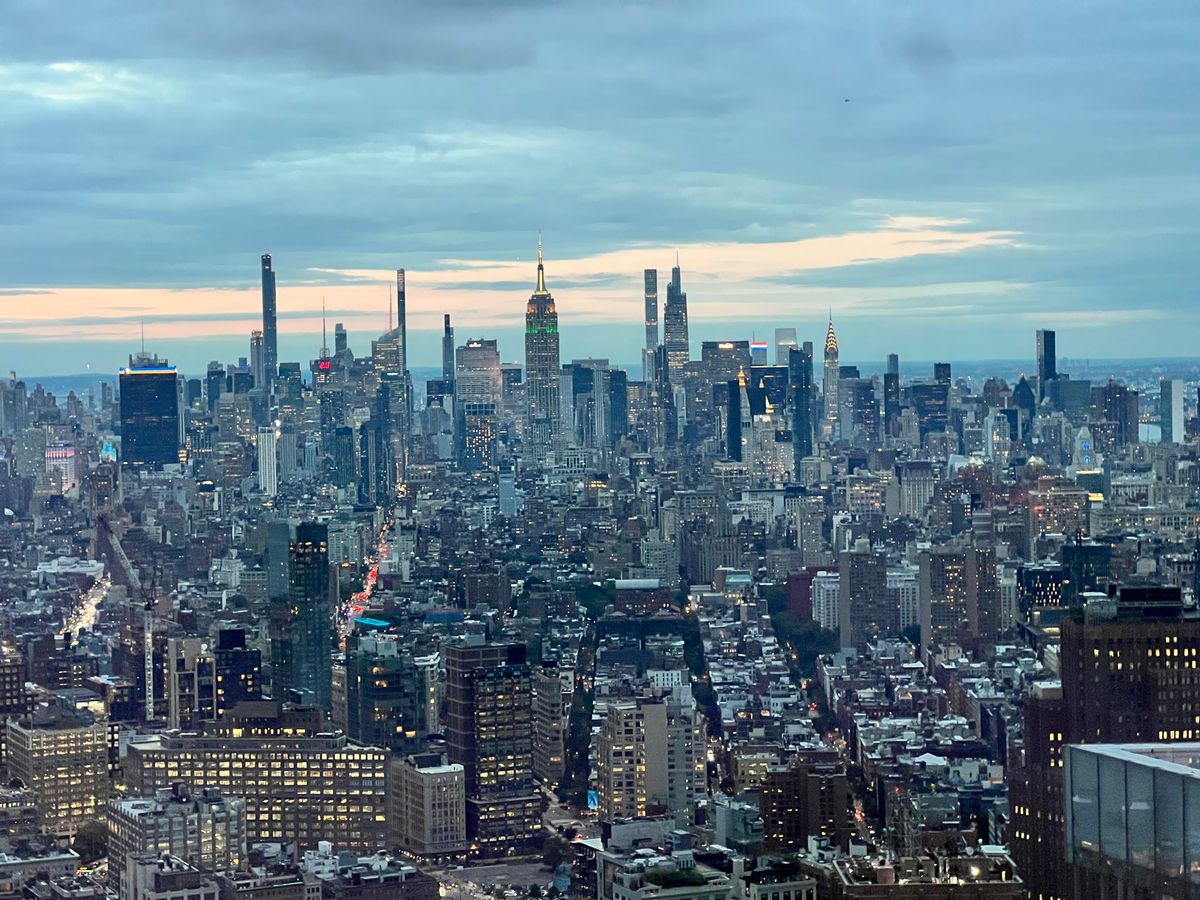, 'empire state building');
524,239,561,460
